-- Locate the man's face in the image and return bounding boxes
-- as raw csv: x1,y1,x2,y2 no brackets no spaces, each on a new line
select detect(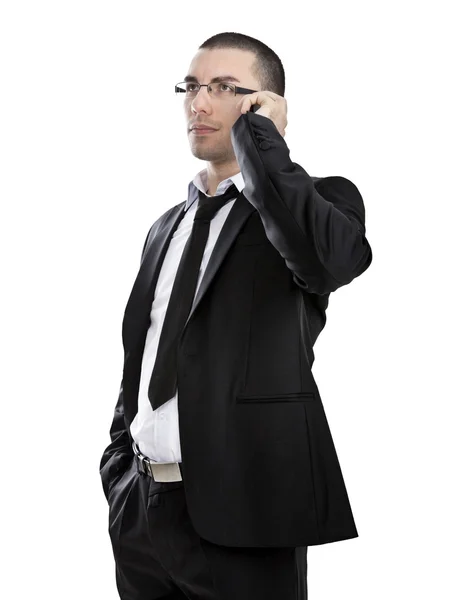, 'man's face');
183,48,261,164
